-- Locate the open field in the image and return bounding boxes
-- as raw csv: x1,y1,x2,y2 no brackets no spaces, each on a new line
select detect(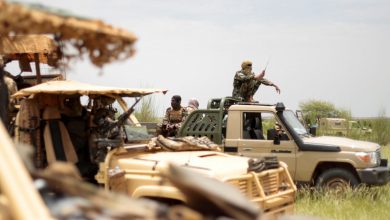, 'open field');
295,144,390,220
